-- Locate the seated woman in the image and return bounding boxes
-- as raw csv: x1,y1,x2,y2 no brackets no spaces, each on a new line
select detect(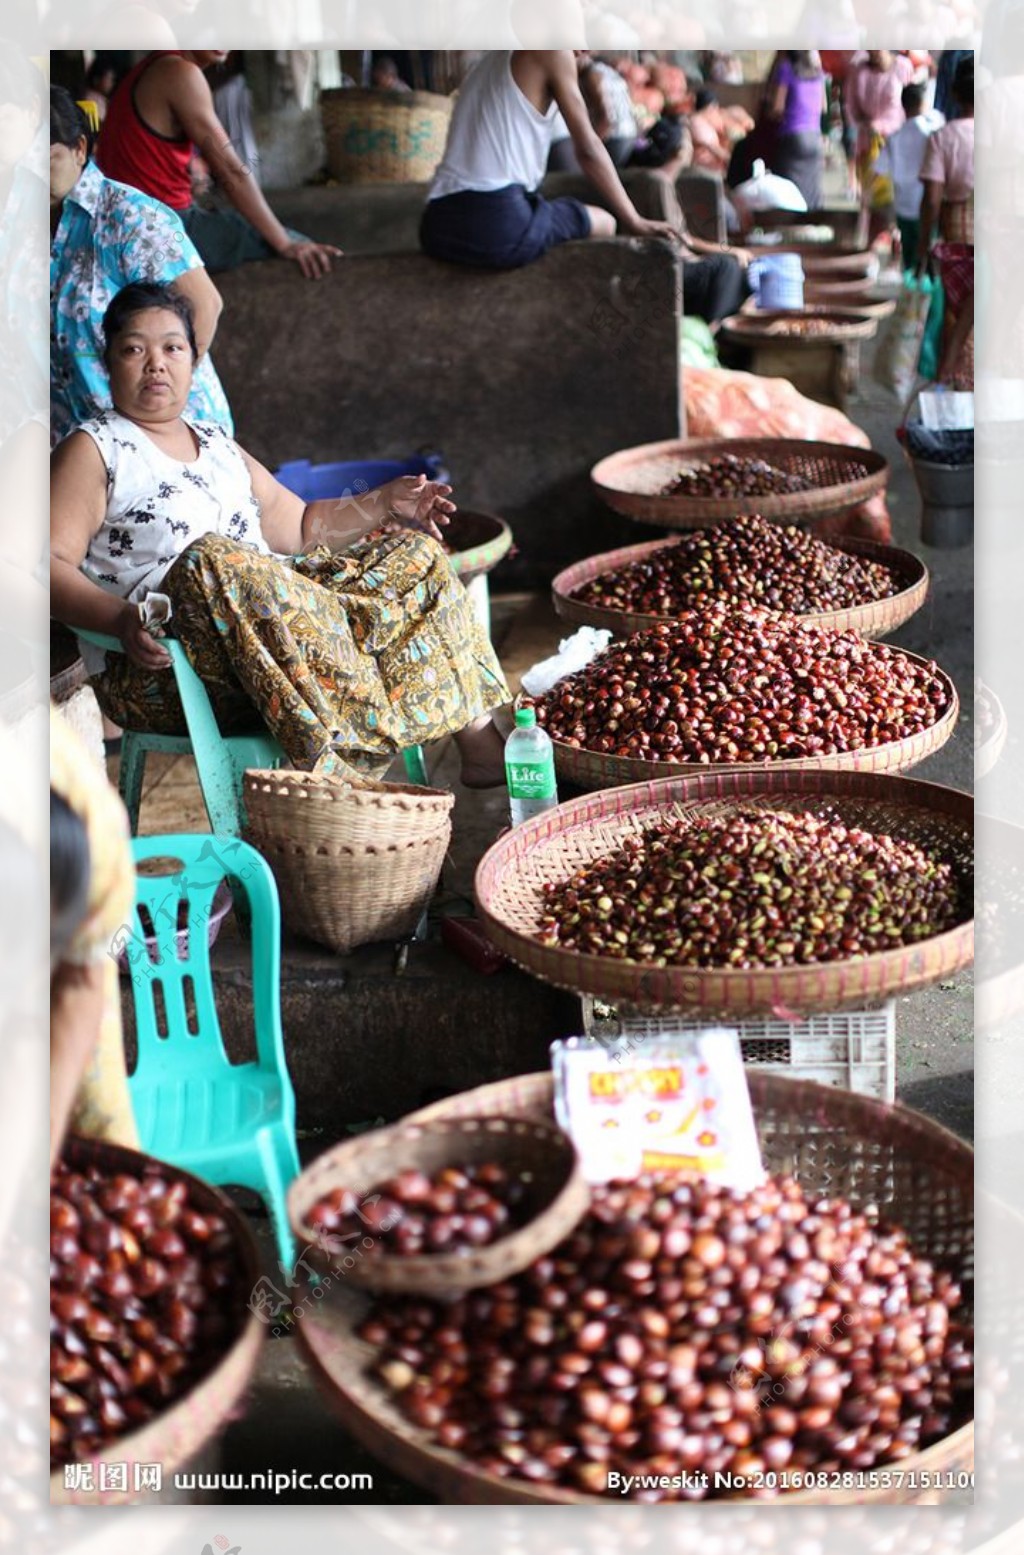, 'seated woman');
50,282,510,787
